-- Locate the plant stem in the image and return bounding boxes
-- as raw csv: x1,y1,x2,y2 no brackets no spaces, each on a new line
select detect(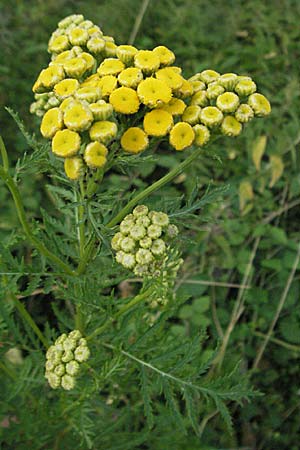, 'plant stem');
86,287,153,341
106,146,204,228
0,165,75,276
0,135,9,171
11,292,48,348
